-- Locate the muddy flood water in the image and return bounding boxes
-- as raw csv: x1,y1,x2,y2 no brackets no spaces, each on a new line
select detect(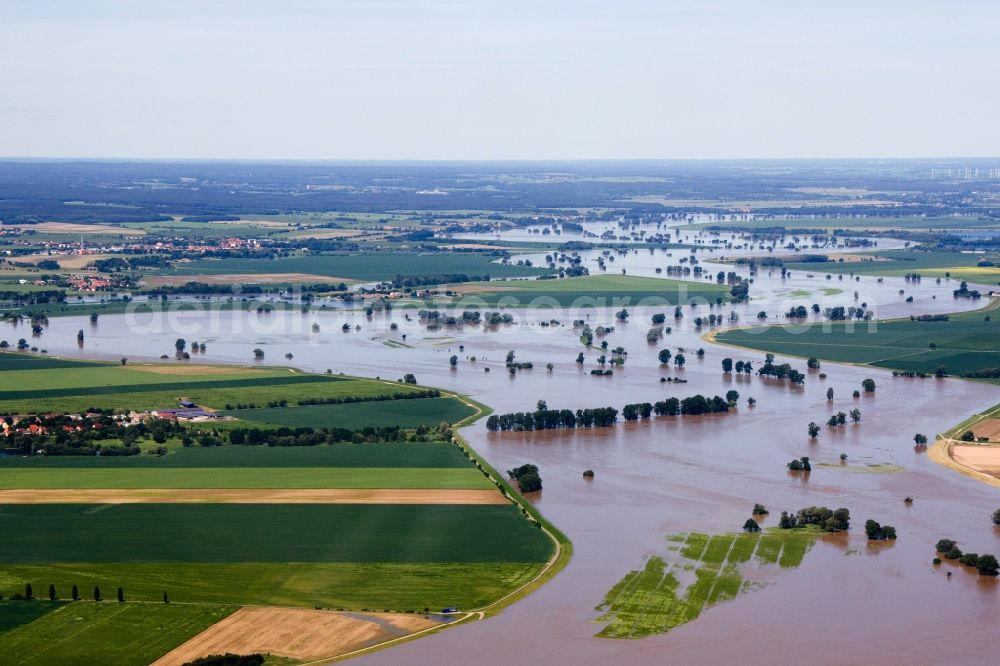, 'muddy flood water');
13,231,1000,665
